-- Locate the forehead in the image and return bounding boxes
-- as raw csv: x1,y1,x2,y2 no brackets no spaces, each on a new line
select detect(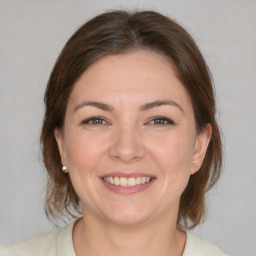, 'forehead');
68,50,192,109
